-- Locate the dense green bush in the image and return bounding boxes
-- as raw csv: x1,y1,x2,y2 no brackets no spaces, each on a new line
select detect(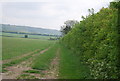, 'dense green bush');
60,6,119,79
